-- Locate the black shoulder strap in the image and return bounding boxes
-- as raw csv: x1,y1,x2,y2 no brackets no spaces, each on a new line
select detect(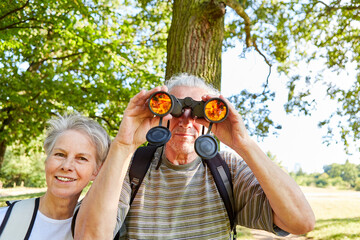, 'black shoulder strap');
24,197,40,240
204,153,235,230
114,145,158,240
129,145,158,204
115,148,235,240
129,148,235,228
0,197,39,240
0,202,16,235
71,207,79,239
